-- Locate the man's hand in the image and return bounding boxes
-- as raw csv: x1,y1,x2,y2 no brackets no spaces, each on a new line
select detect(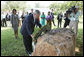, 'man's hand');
31,34,34,38
31,34,35,41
